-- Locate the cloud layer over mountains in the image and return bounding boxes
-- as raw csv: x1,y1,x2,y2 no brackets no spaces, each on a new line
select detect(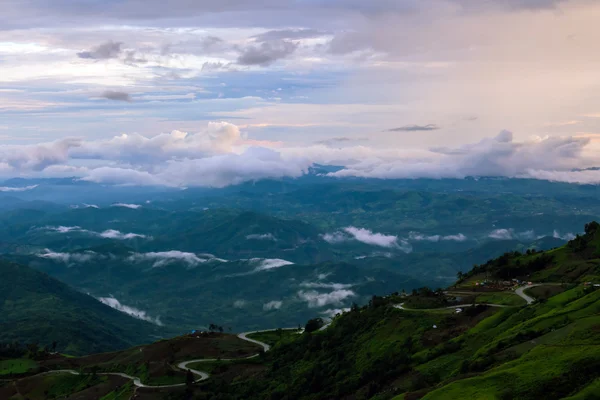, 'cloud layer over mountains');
1,122,600,187
43,226,148,240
